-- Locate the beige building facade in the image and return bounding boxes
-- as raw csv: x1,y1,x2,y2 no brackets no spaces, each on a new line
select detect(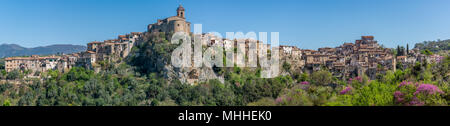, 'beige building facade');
147,5,191,34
